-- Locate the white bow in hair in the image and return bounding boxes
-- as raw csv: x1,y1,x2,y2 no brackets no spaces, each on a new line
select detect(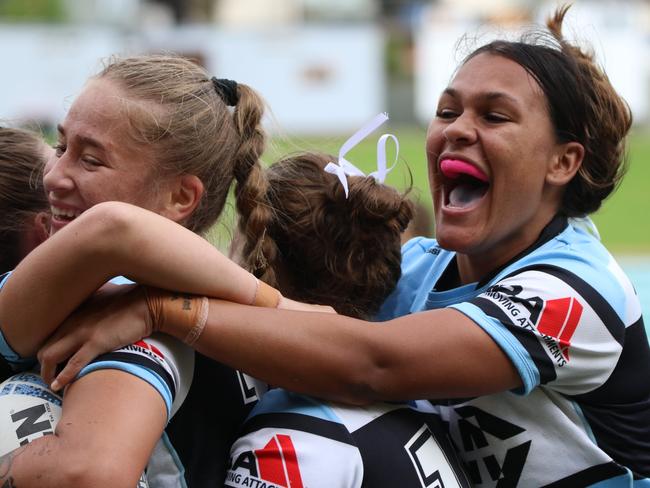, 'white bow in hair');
324,112,399,198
